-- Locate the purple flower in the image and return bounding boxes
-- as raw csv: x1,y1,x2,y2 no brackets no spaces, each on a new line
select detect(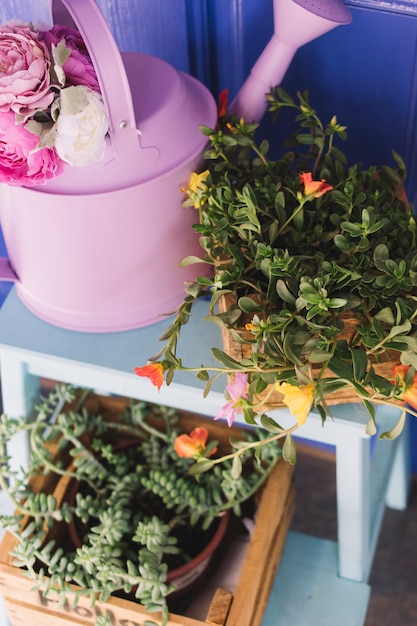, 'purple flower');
0,111,64,186
0,24,53,116
39,25,99,92
214,372,248,427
